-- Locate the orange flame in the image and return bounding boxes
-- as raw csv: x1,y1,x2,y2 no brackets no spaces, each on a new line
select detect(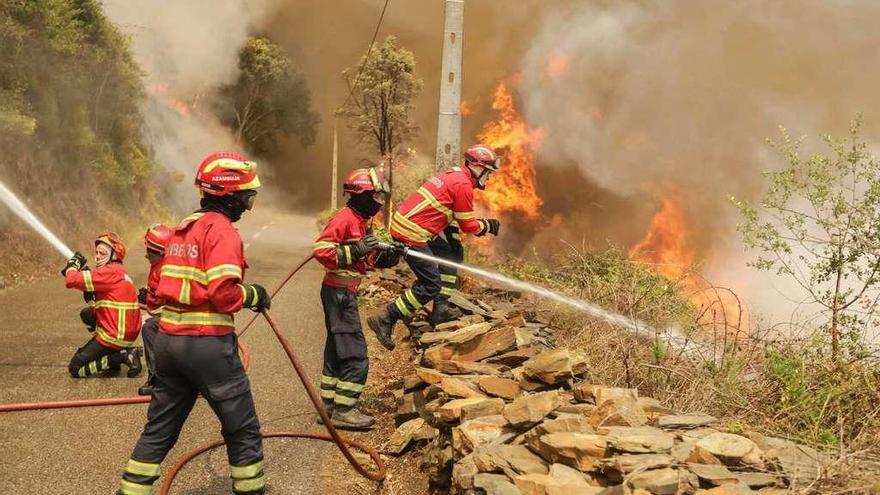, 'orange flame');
476,80,545,220
630,192,748,334
628,194,694,279
460,99,474,116
545,49,572,79
146,82,191,117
